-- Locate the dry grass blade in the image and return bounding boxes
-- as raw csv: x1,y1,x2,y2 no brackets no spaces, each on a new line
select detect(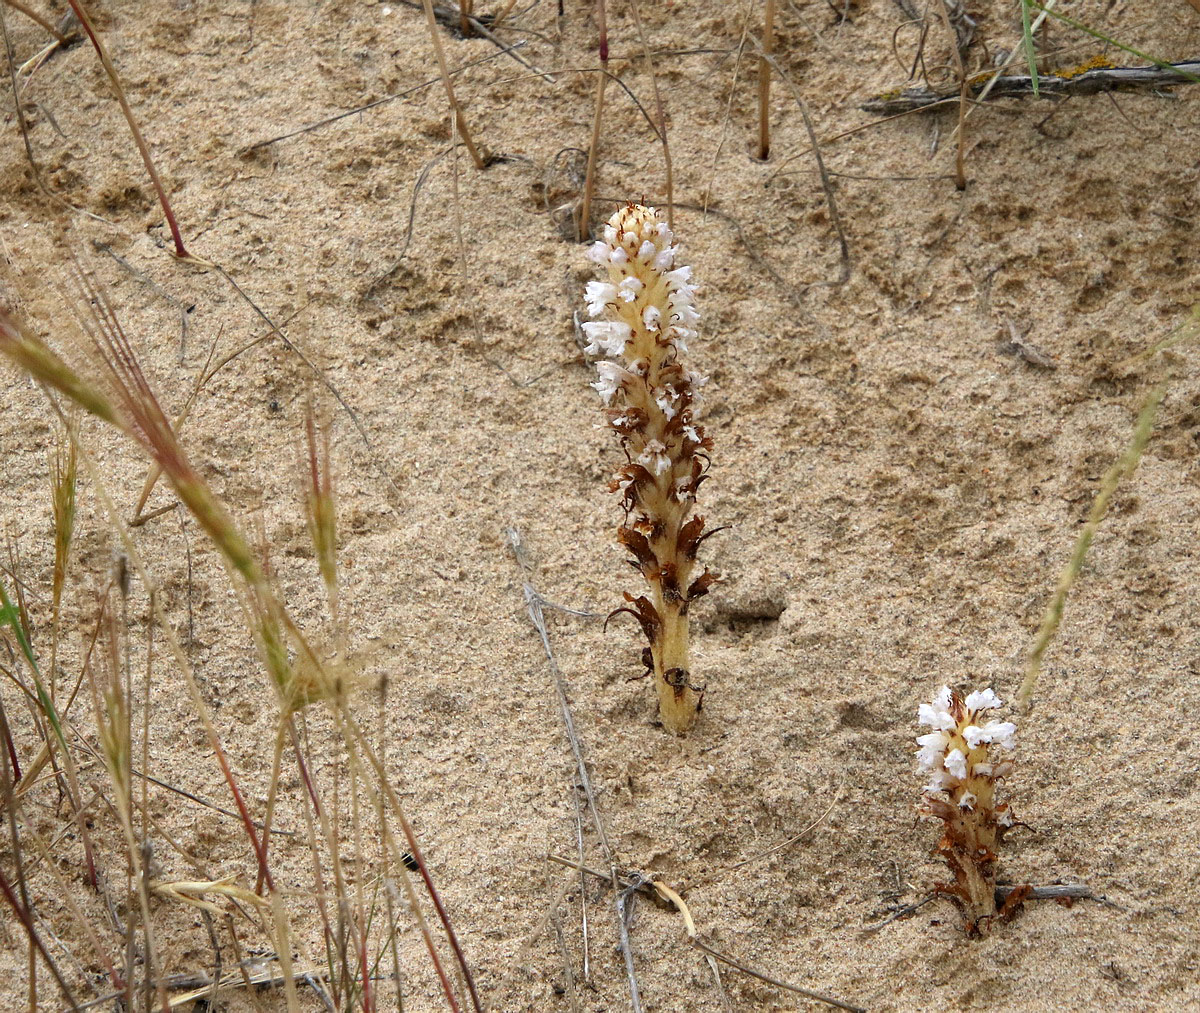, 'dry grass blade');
420,0,487,169
579,0,608,240
1019,386,1163,707
757,0,776,159
63,0,205,262
3,0,69,43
